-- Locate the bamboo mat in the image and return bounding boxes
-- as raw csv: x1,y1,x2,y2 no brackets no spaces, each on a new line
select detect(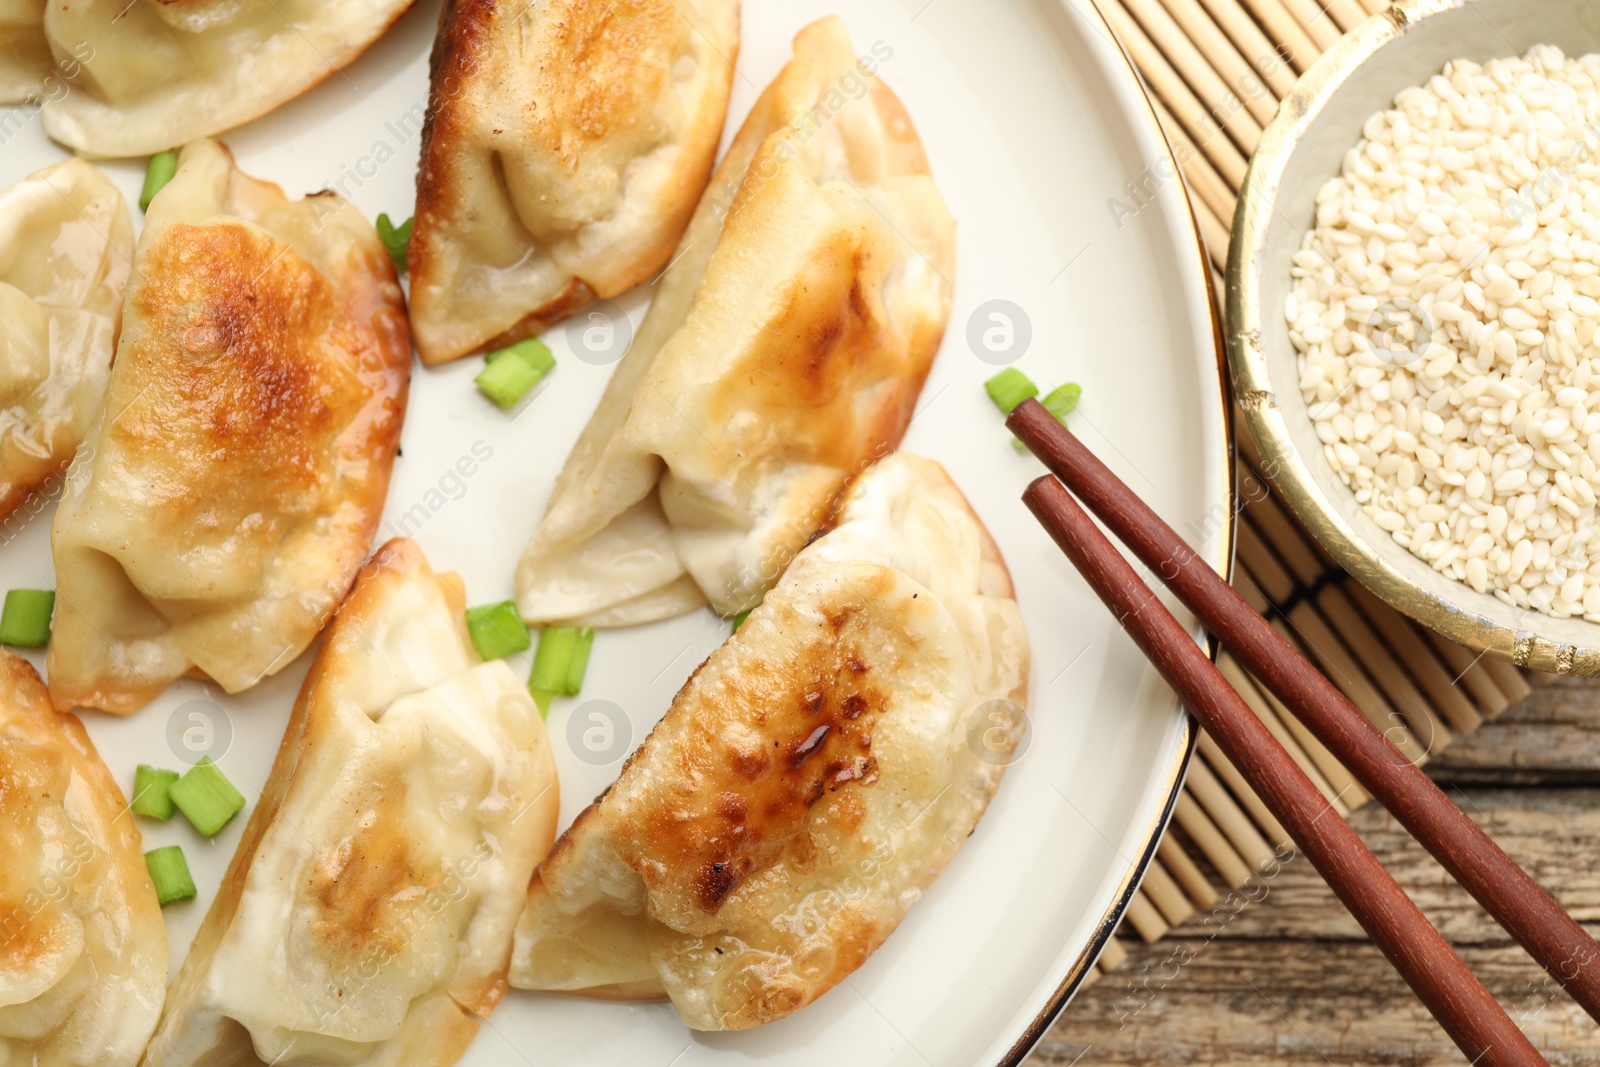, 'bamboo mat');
1078,0,1536,987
